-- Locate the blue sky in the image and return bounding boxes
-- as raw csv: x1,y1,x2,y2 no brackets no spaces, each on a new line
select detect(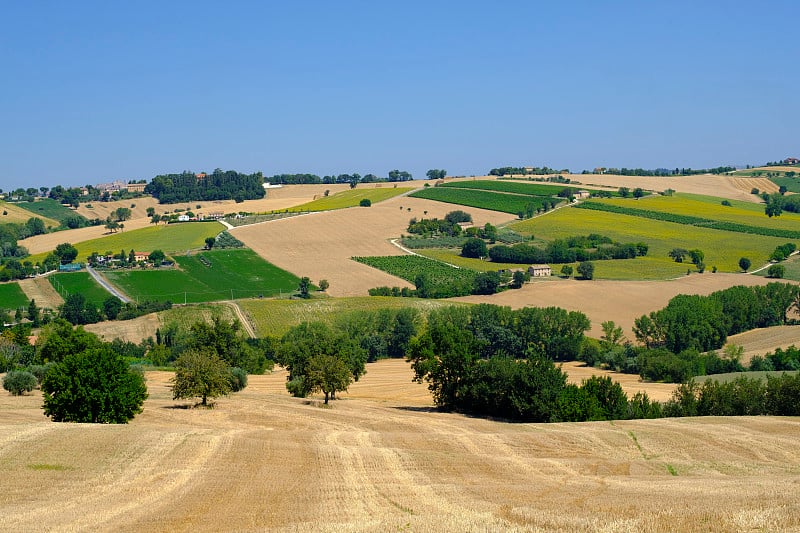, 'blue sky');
1,1,797,190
